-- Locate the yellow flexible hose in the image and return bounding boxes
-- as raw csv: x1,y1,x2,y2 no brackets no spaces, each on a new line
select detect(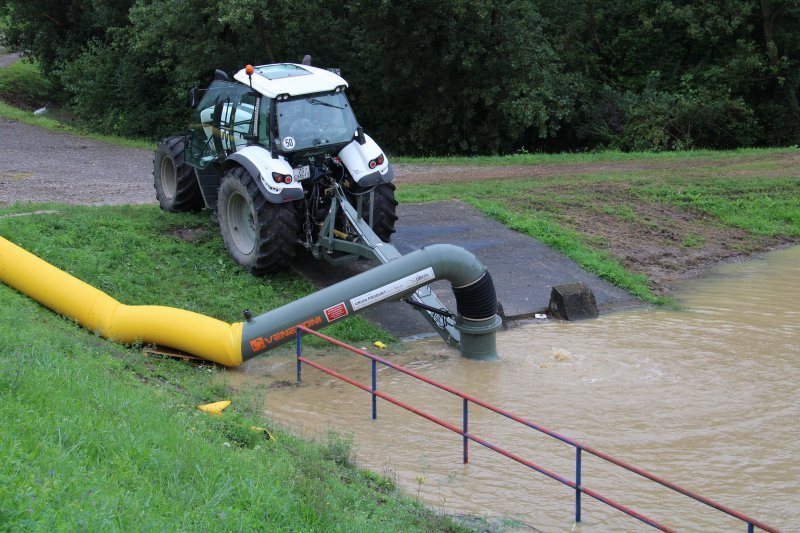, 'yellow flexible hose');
0,236,243,366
